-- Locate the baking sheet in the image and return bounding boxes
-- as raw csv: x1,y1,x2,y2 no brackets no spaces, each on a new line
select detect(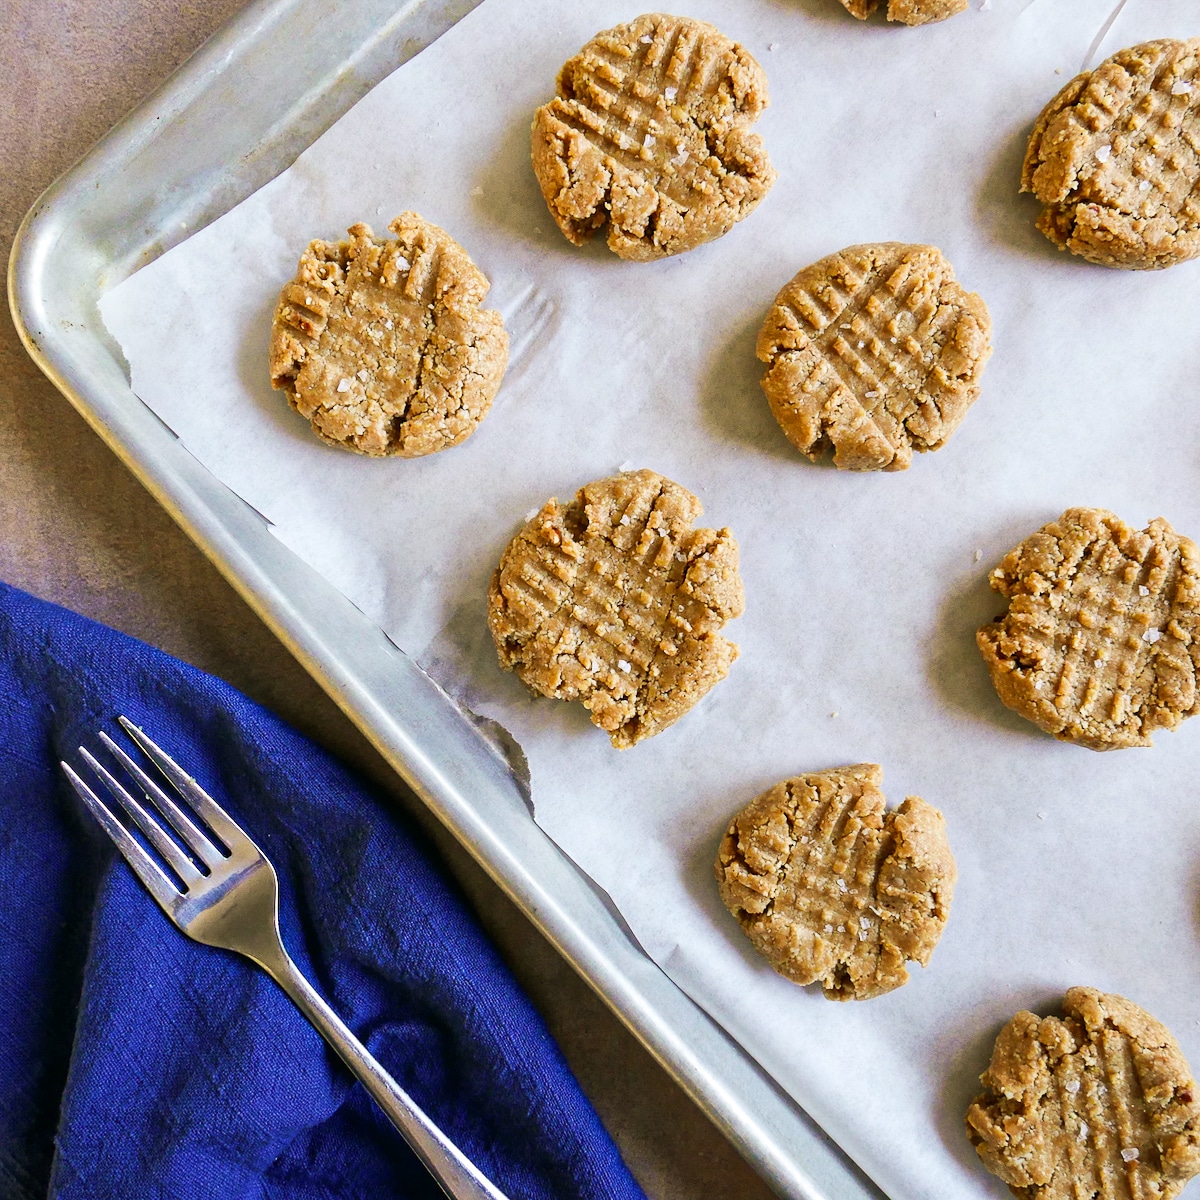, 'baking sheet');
100,1,1200,1196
